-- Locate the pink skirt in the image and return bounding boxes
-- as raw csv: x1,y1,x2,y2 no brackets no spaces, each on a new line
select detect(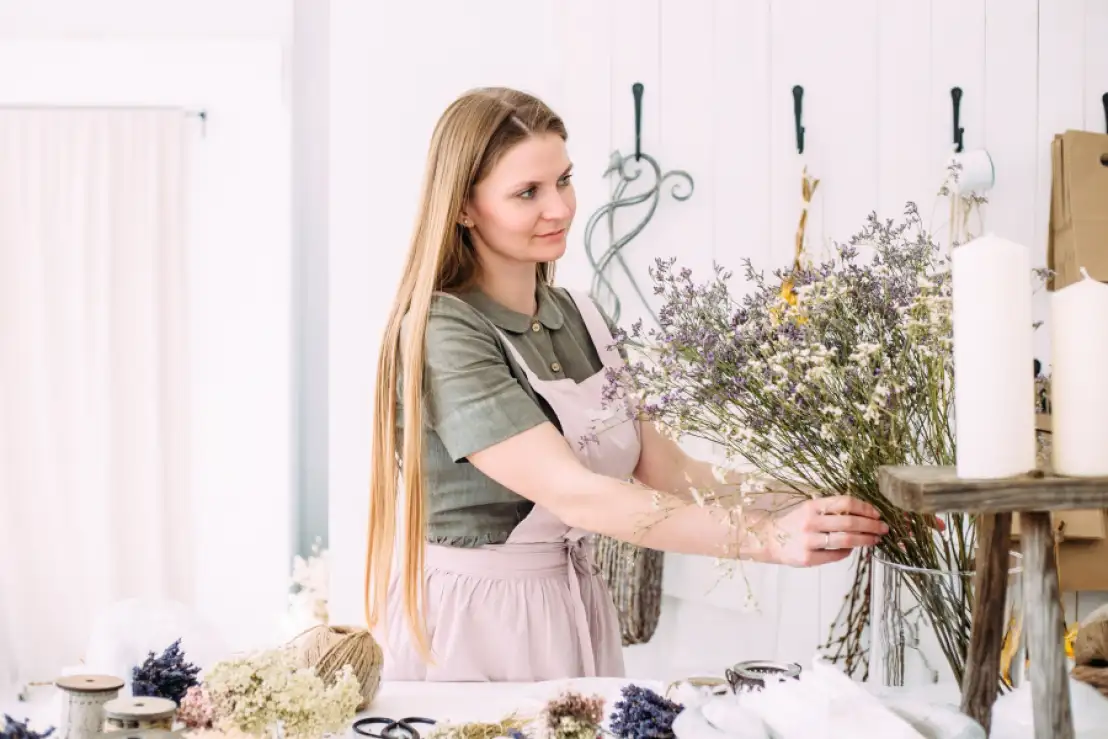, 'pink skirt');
381,540,625,682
